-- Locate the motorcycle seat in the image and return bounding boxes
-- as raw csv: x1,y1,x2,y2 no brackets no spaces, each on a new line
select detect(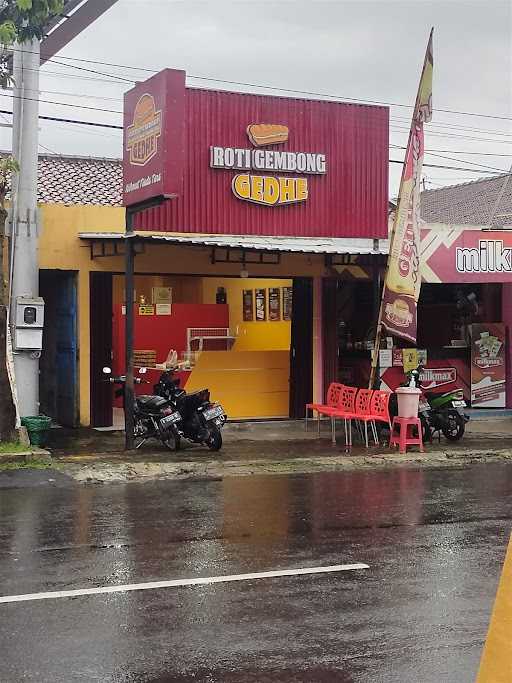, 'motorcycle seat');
423,392,440,401
137,395,168,409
